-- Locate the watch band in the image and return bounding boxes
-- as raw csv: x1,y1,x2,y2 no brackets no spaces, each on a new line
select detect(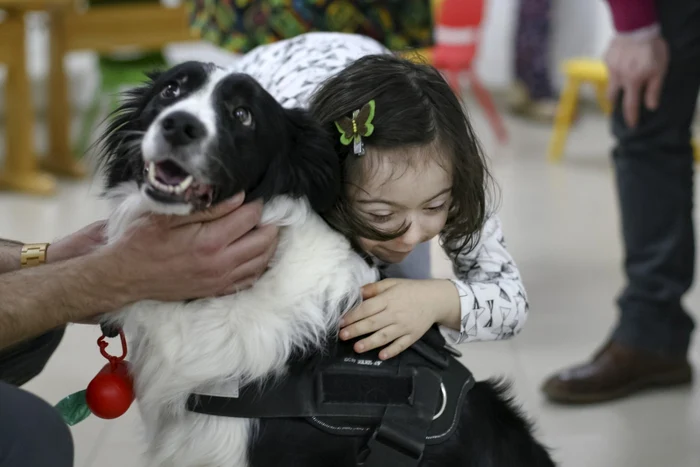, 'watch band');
21,243,50,268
